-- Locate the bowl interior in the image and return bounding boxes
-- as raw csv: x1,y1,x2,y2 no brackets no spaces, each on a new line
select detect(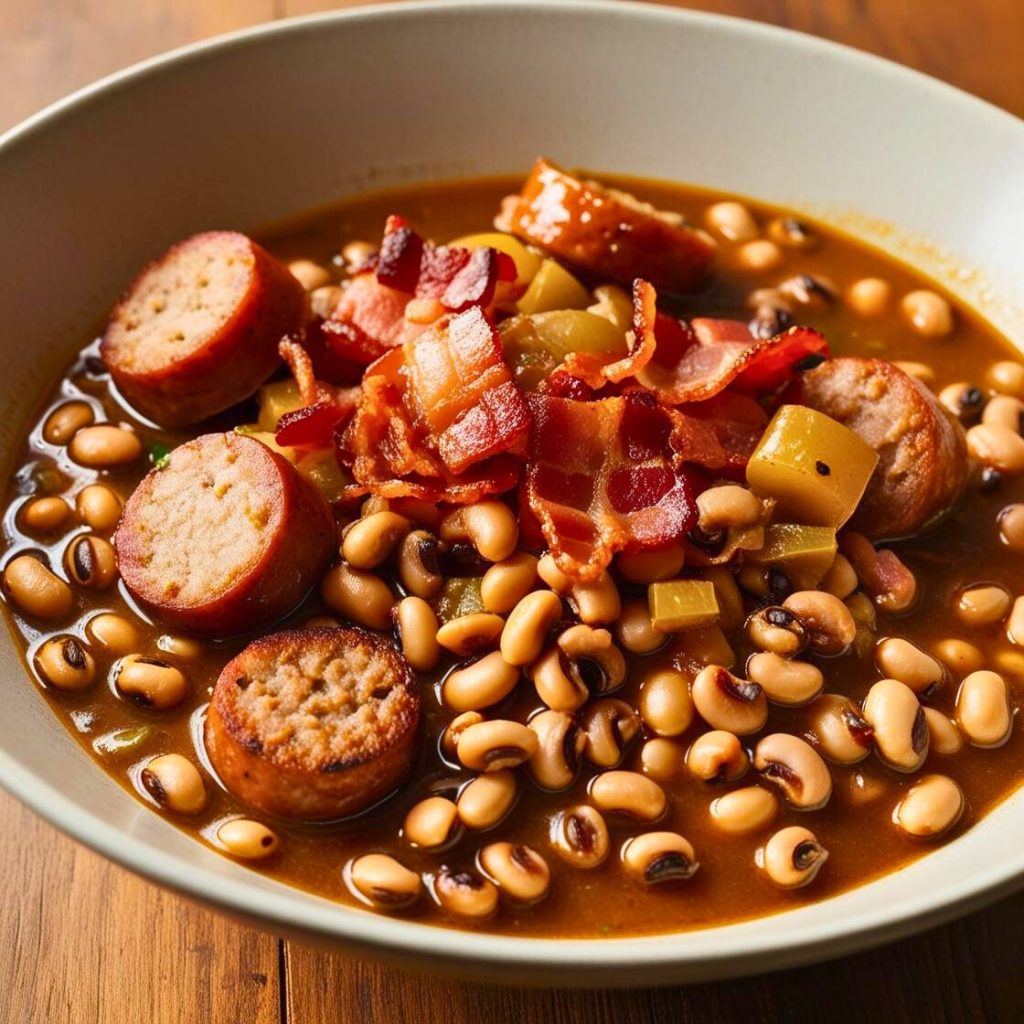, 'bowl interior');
1,0,1023,985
